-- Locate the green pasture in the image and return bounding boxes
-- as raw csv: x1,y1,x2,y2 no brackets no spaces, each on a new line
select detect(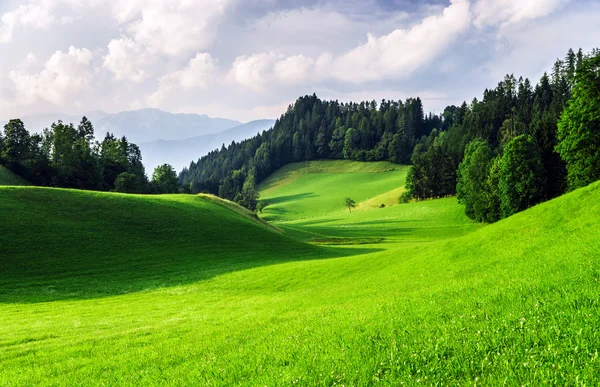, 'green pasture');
1,161,599,385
